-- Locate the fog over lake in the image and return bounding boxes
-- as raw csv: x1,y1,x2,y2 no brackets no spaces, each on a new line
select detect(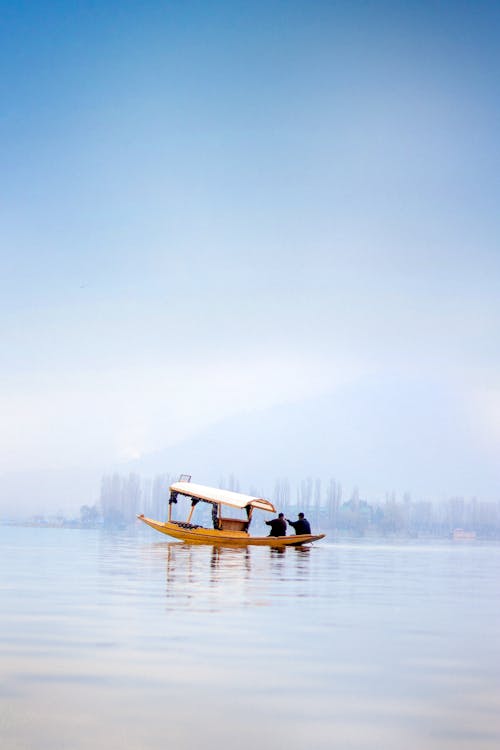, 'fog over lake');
1,1,500,515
